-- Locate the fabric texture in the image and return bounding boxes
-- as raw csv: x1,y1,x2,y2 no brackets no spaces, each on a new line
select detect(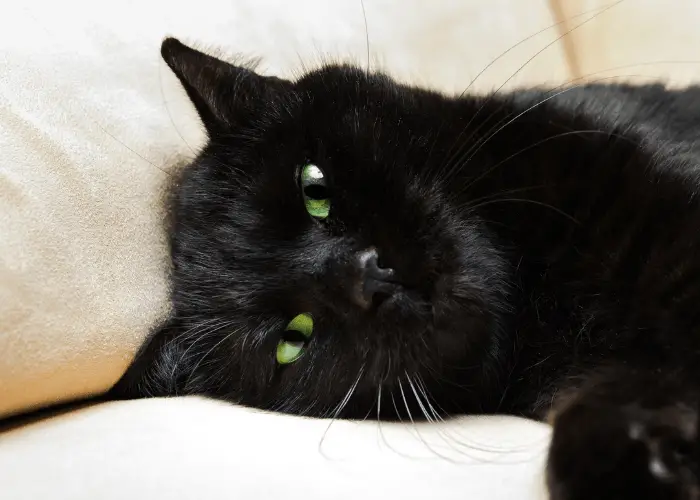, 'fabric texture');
0,397,551,500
